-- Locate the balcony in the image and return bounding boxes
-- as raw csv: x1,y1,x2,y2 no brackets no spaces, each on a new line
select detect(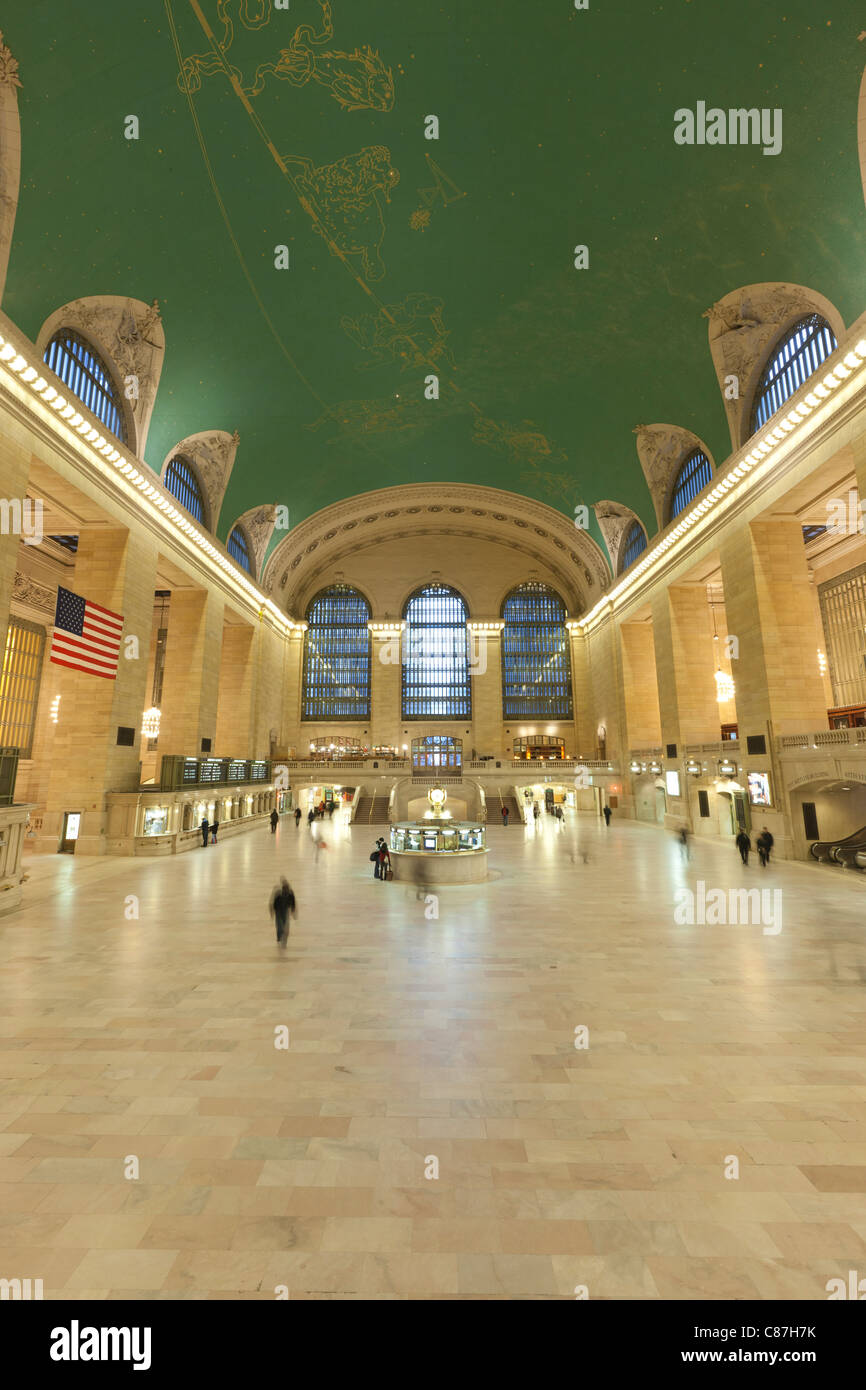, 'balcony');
777,728,866,752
